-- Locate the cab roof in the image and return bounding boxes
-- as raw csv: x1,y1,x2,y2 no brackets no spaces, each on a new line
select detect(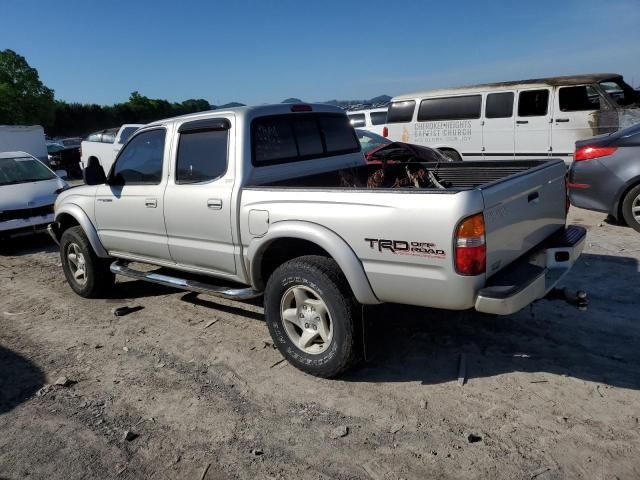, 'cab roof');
393,73,623,101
